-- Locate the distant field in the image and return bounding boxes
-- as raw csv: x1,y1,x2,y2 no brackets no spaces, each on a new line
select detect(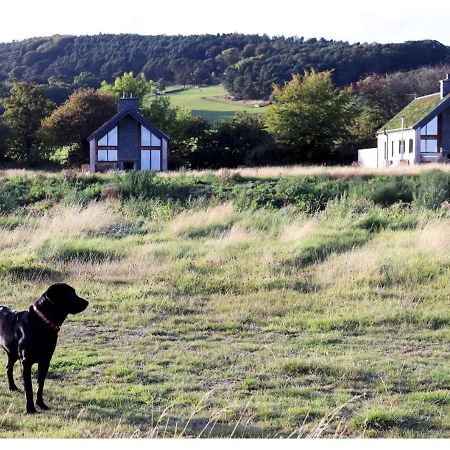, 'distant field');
164,85,267,121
